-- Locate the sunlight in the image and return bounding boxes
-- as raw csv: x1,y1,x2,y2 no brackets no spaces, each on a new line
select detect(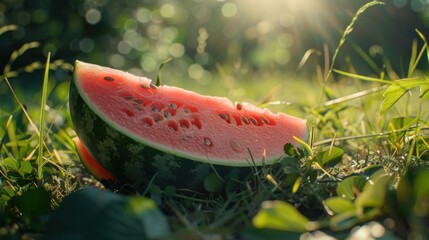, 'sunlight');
235,0,341,52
